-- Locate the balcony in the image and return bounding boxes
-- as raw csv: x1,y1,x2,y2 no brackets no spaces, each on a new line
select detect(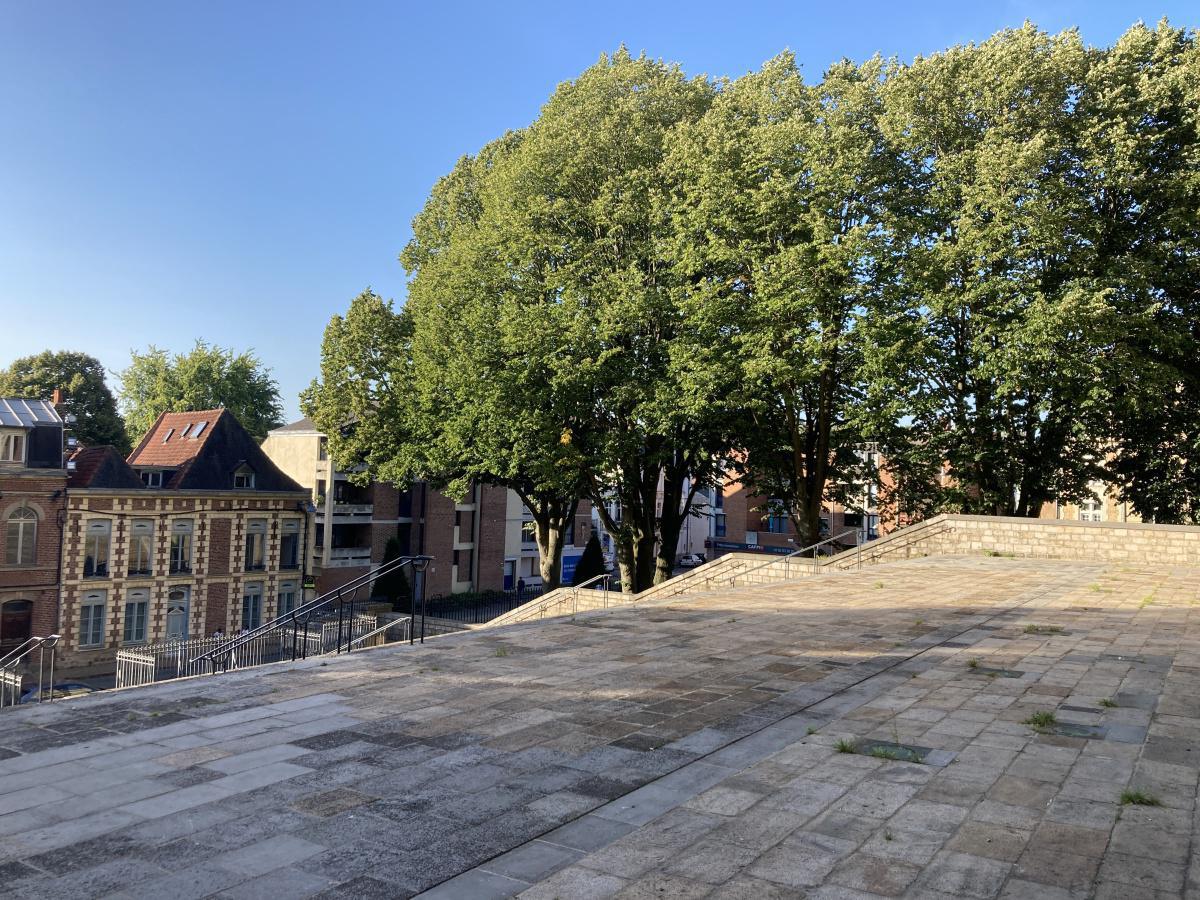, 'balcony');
317,502,373,521
325,546,372,568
